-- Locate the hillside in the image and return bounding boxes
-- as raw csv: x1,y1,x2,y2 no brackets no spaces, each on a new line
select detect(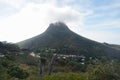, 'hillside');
17,22,120,60
103,43,120,51
1,41,120,80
